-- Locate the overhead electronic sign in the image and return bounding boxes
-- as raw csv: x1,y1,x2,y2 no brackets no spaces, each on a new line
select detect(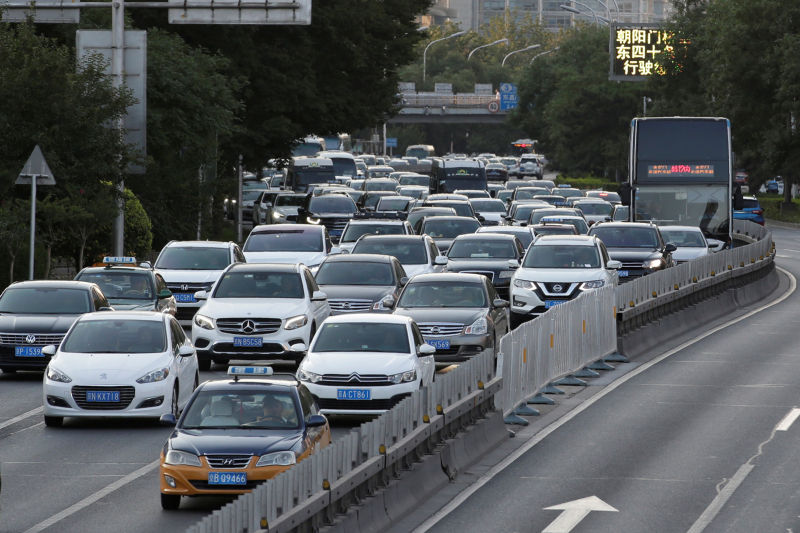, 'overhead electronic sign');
609,23,677,81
